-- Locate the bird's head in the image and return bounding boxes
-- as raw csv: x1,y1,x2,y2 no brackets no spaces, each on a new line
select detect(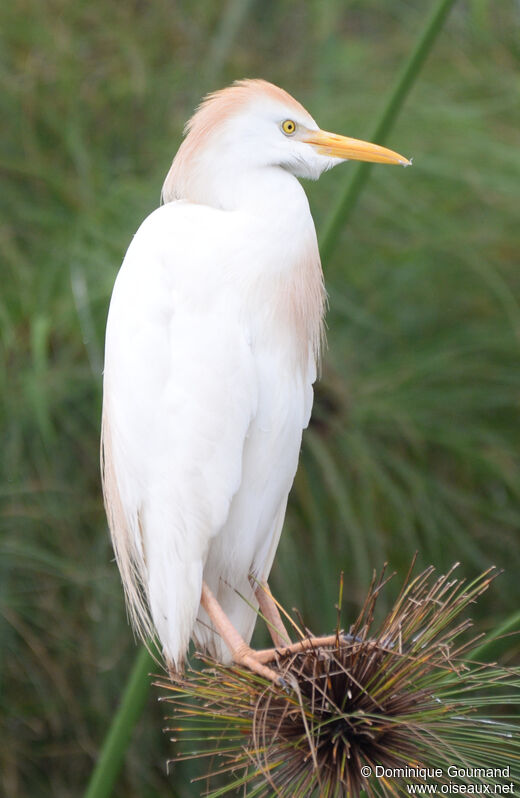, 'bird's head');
162,79,410,208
